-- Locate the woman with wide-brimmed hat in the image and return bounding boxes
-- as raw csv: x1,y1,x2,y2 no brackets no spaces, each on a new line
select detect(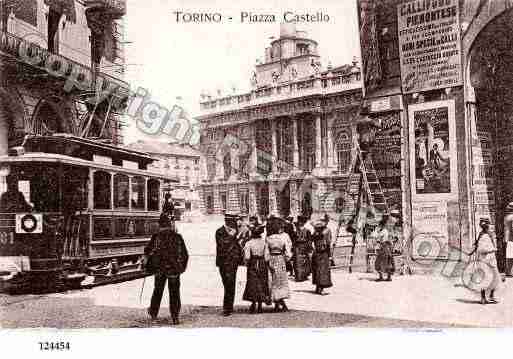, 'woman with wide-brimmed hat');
373,215,395,282
293,215,313,282
311,218,333,294
242,224,271,313
266,216,292,312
